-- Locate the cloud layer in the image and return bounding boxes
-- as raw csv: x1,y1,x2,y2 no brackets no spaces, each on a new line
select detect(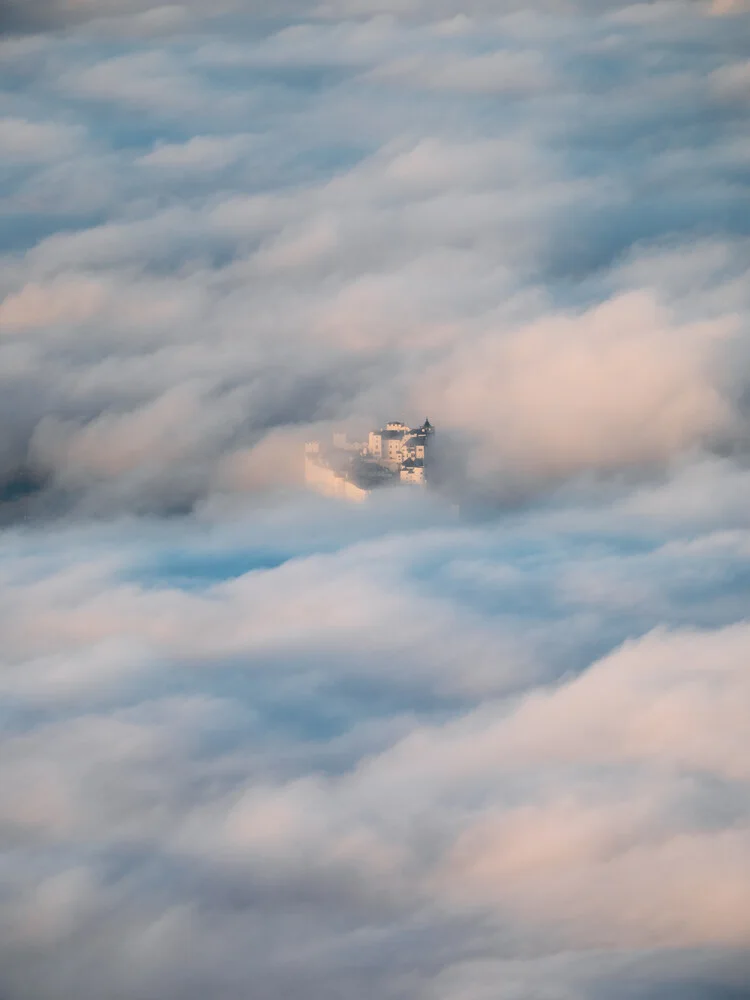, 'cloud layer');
1,0,750,514
1,485,750,999
1,2,750,999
